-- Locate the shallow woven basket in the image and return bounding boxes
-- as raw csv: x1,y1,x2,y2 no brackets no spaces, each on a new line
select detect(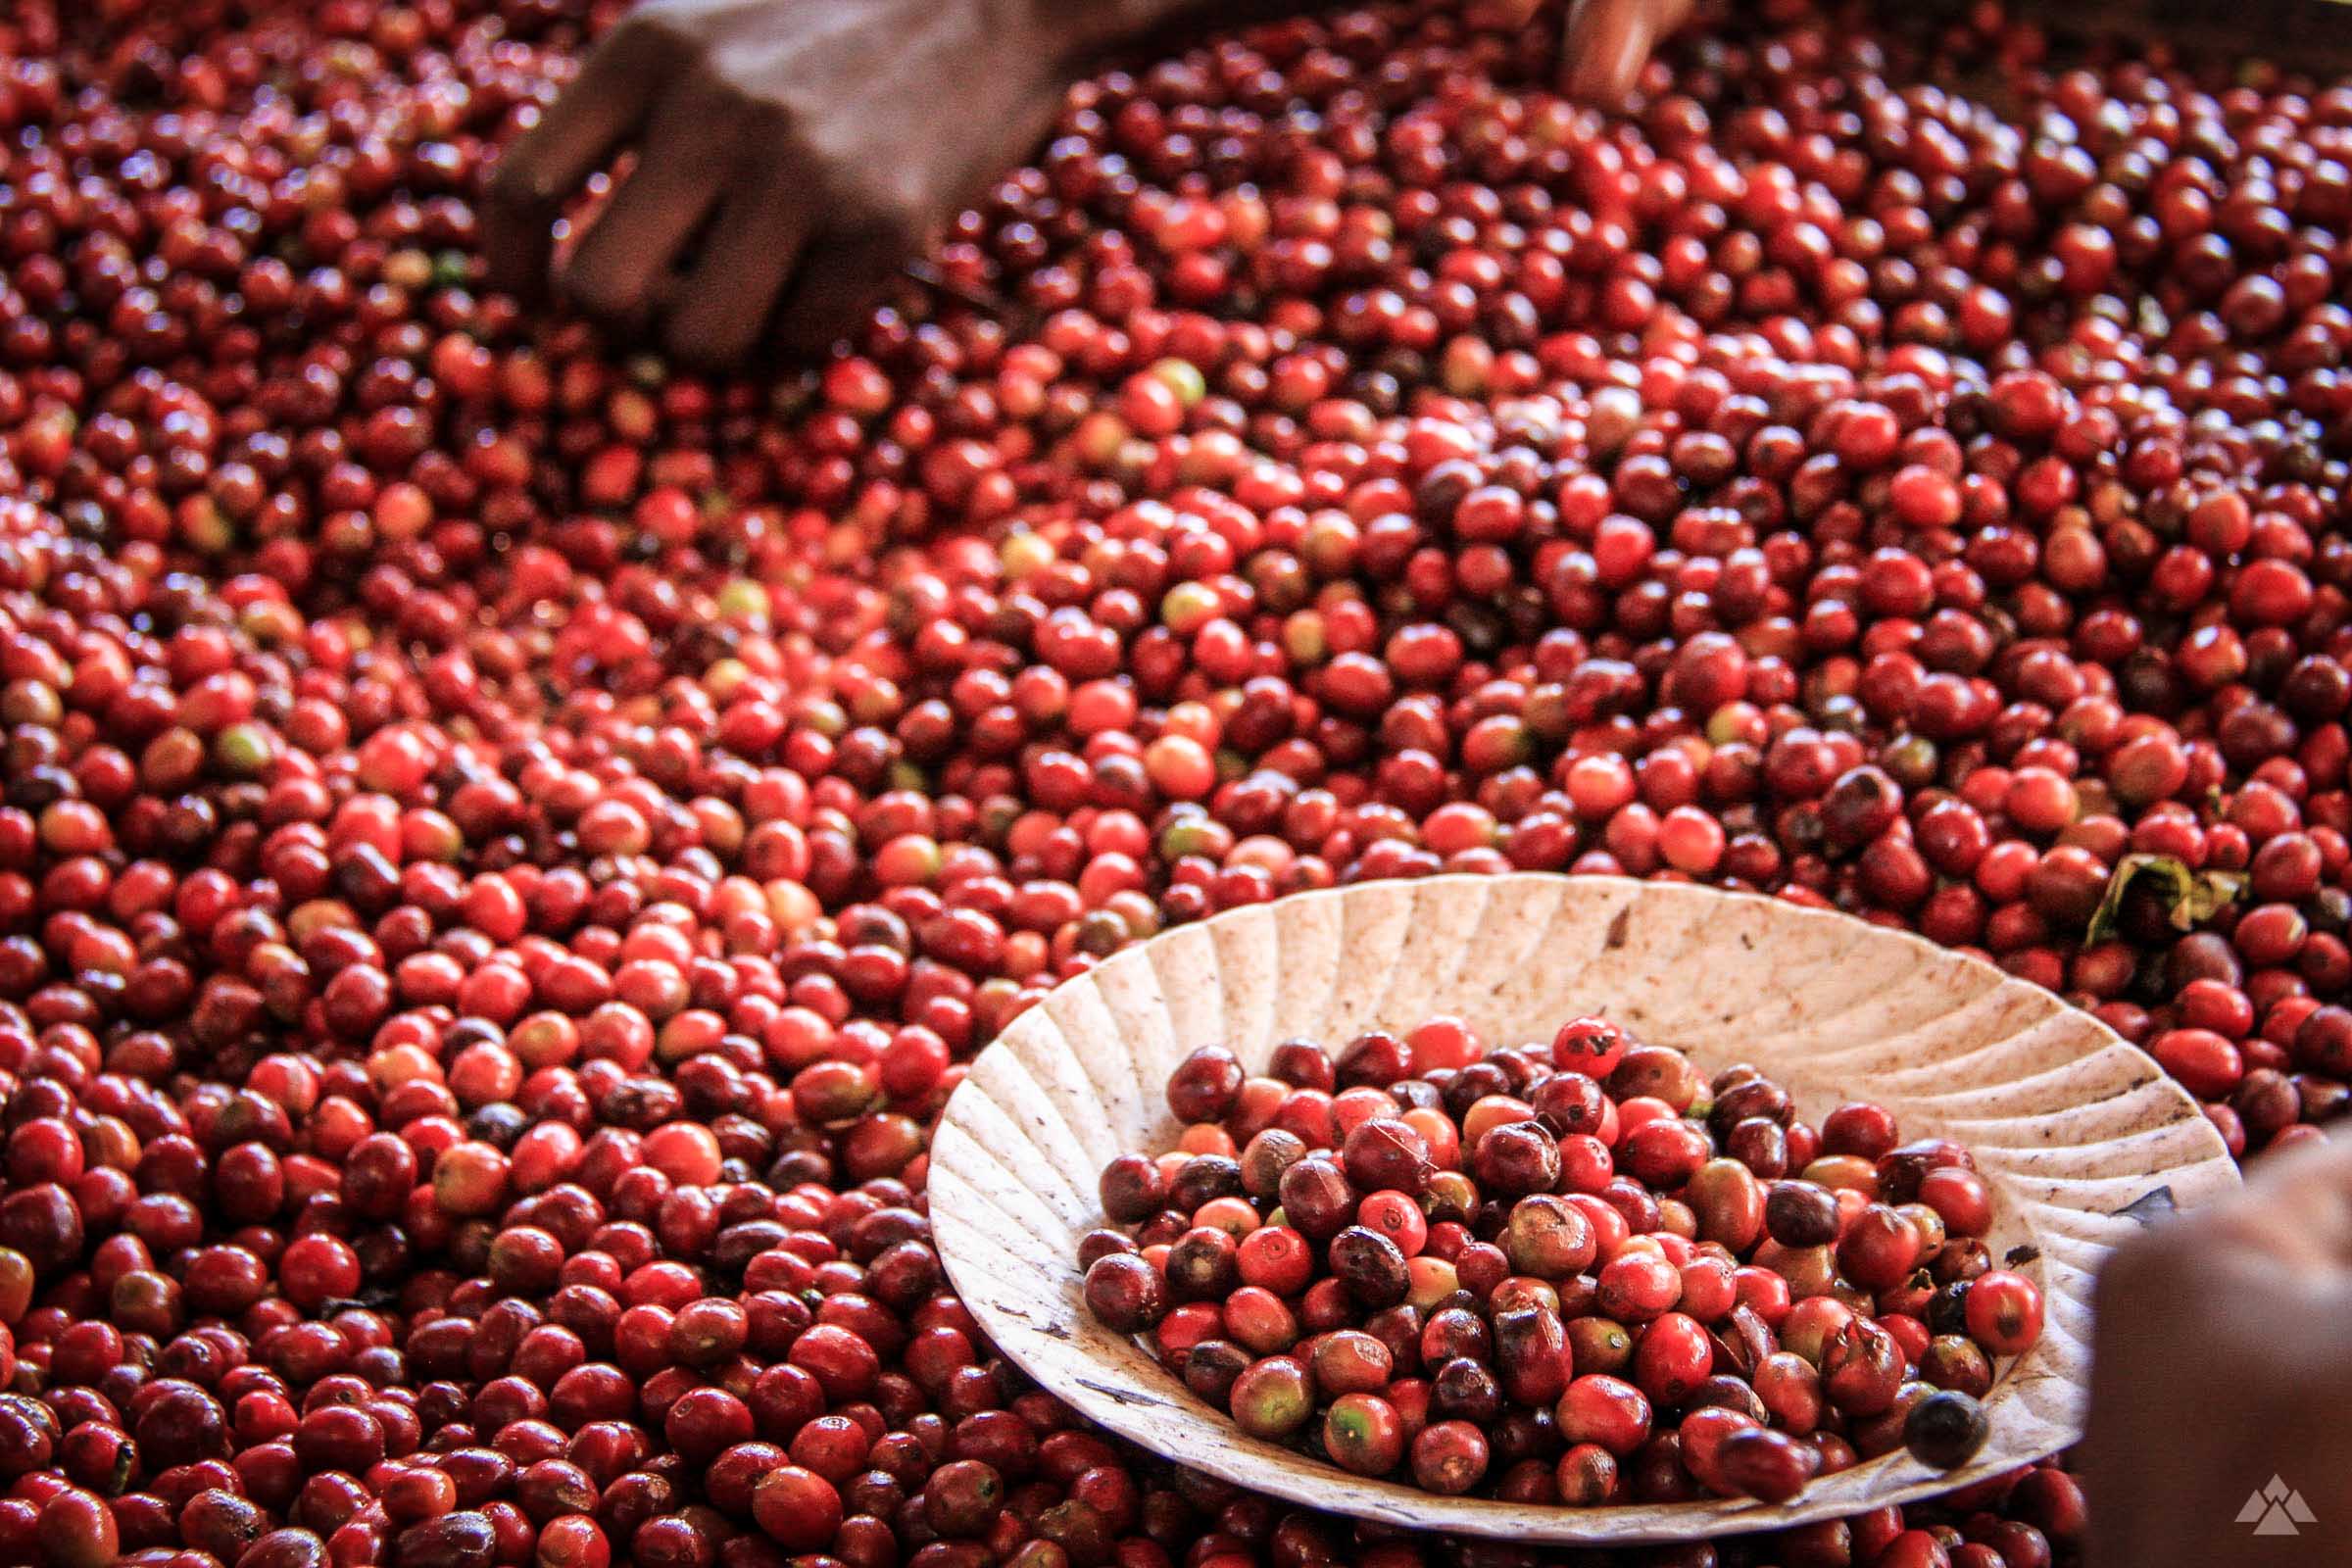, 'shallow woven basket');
930,874,2238,1543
